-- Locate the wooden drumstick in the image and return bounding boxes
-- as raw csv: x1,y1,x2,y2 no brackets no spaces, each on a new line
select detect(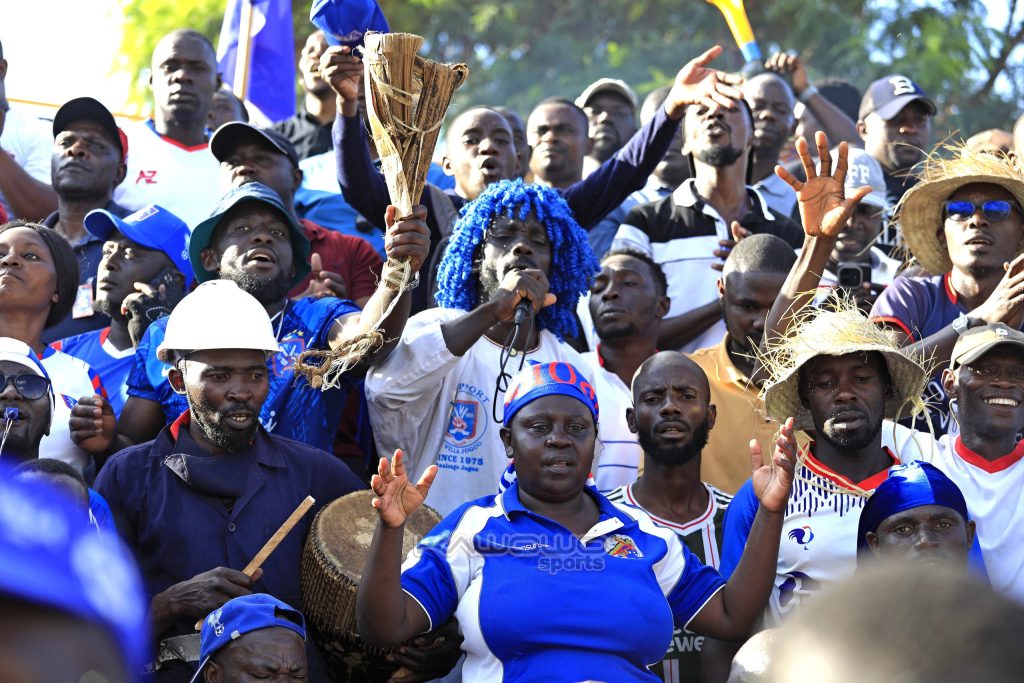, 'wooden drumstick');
195,495,316,630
